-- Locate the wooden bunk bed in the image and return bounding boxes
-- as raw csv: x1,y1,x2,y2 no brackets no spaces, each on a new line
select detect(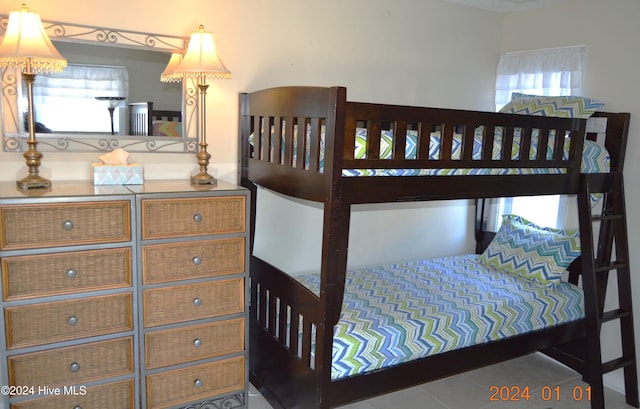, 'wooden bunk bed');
238,86,638,409
128,101,182,136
